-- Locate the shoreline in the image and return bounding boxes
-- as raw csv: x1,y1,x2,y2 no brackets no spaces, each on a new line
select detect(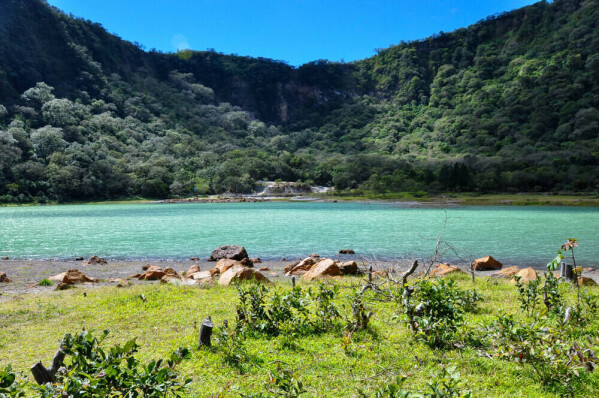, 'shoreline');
2,192,599,207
